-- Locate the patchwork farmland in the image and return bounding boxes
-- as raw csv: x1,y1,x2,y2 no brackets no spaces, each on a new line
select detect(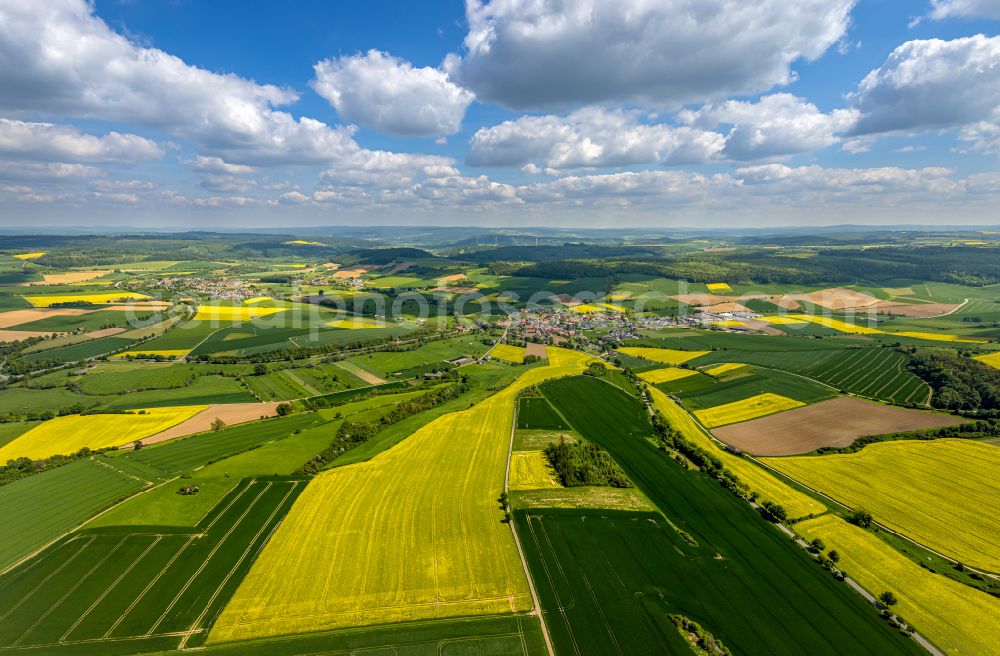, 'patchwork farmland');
5,229,1000,655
